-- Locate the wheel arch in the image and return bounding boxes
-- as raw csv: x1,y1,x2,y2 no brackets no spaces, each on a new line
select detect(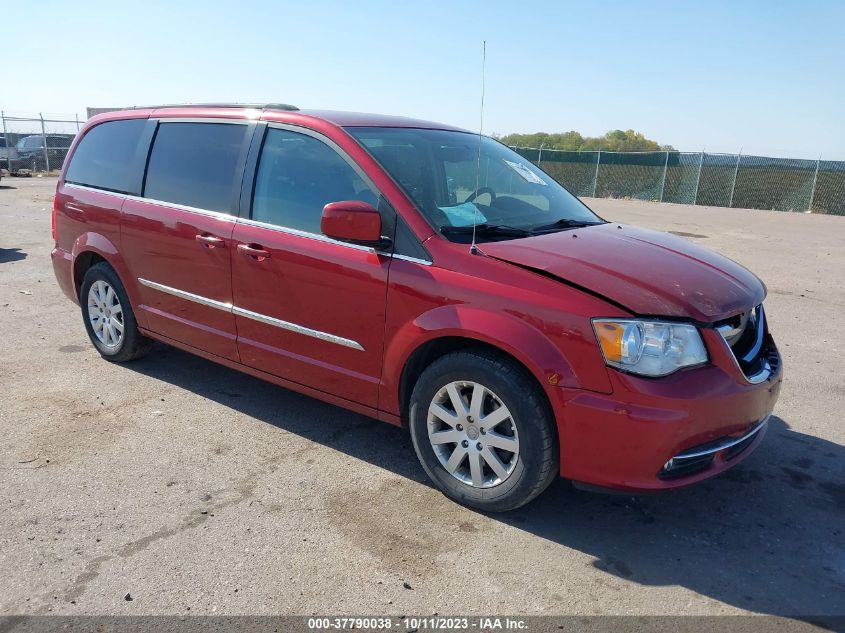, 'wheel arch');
72,251,108,297
70,233,145,325
382,305,576,426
